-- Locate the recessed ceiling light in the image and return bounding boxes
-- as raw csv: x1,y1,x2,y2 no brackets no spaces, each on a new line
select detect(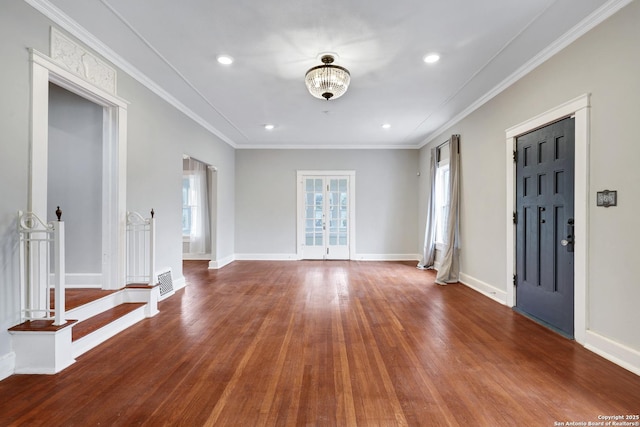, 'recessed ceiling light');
217,55,234,65
382,123,391,129
423,53,440,64
264,124,275,130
